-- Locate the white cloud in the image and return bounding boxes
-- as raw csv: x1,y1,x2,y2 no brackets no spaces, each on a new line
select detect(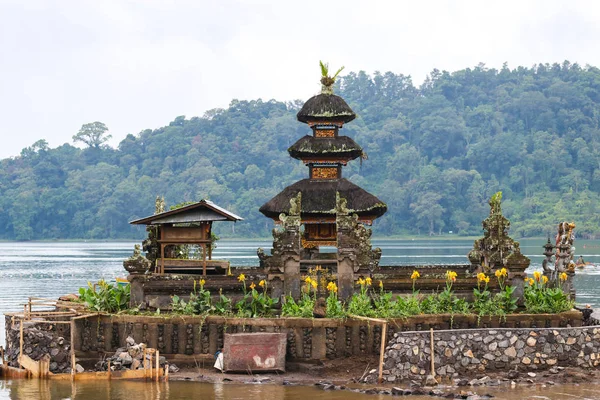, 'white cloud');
2,0,600,158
